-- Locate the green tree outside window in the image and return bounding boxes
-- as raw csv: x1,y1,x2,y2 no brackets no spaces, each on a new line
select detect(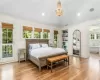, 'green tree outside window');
43,32,49,39
34,32,41,38
54,34,58,47
2,28,13,58
23,30,32,38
